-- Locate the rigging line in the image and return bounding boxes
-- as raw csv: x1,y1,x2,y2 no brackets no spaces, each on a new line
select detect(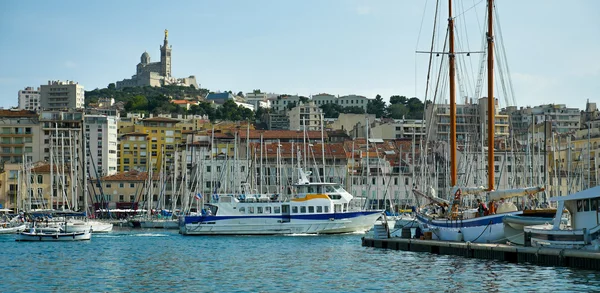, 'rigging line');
420,0,441,163
494,5,517,107
415,0,429,97
454,0,484,19
459,0,478,97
